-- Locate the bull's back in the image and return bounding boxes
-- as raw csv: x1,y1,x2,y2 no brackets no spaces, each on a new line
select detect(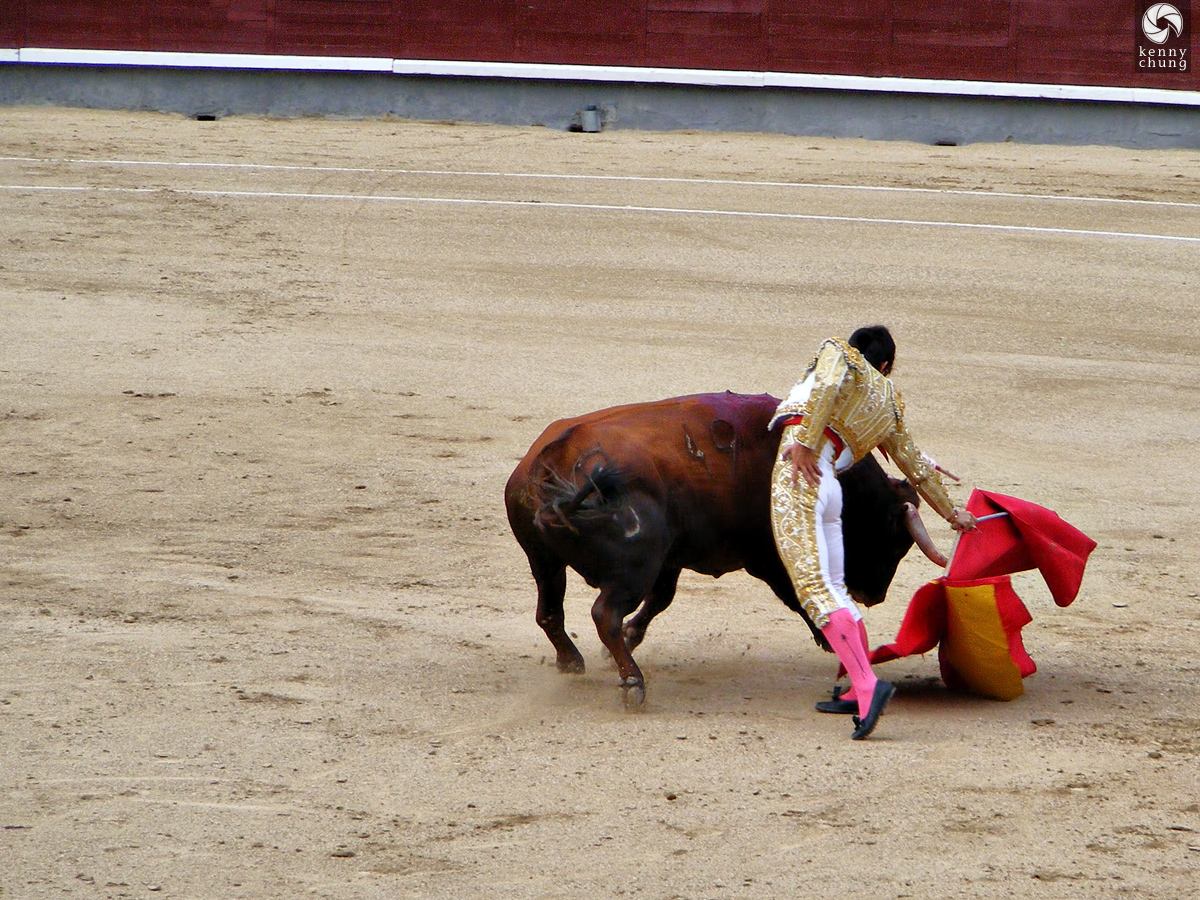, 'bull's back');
507,392,784,571
513,392,780,488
